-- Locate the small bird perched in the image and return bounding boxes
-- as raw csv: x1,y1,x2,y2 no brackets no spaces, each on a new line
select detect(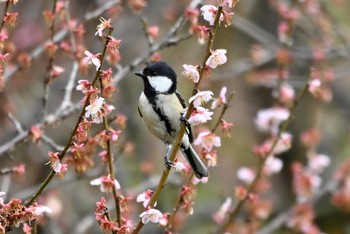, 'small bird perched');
135,61,208,179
